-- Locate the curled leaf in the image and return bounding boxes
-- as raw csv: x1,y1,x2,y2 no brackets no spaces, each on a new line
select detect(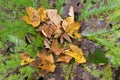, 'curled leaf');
39,23,57,38
50,39,64,55
61,33,72,43
65,44,86,64
44,38,51,48
20,52,35,66
46,9,63,28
